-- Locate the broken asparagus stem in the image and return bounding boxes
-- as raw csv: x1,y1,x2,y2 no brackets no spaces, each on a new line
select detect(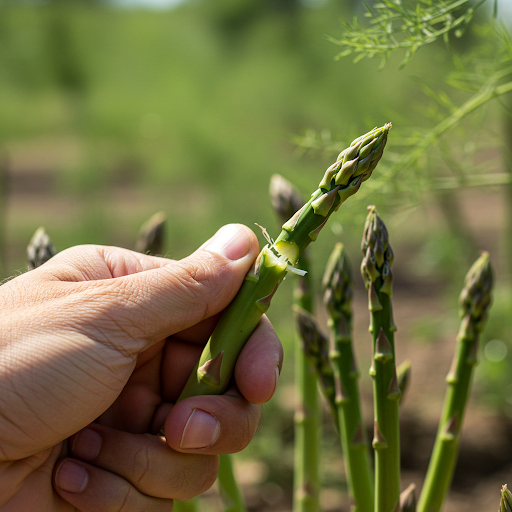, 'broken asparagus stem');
176,123,391,403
